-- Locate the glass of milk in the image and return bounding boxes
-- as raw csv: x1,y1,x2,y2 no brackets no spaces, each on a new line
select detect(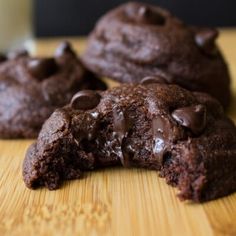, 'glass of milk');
0,0,32,52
